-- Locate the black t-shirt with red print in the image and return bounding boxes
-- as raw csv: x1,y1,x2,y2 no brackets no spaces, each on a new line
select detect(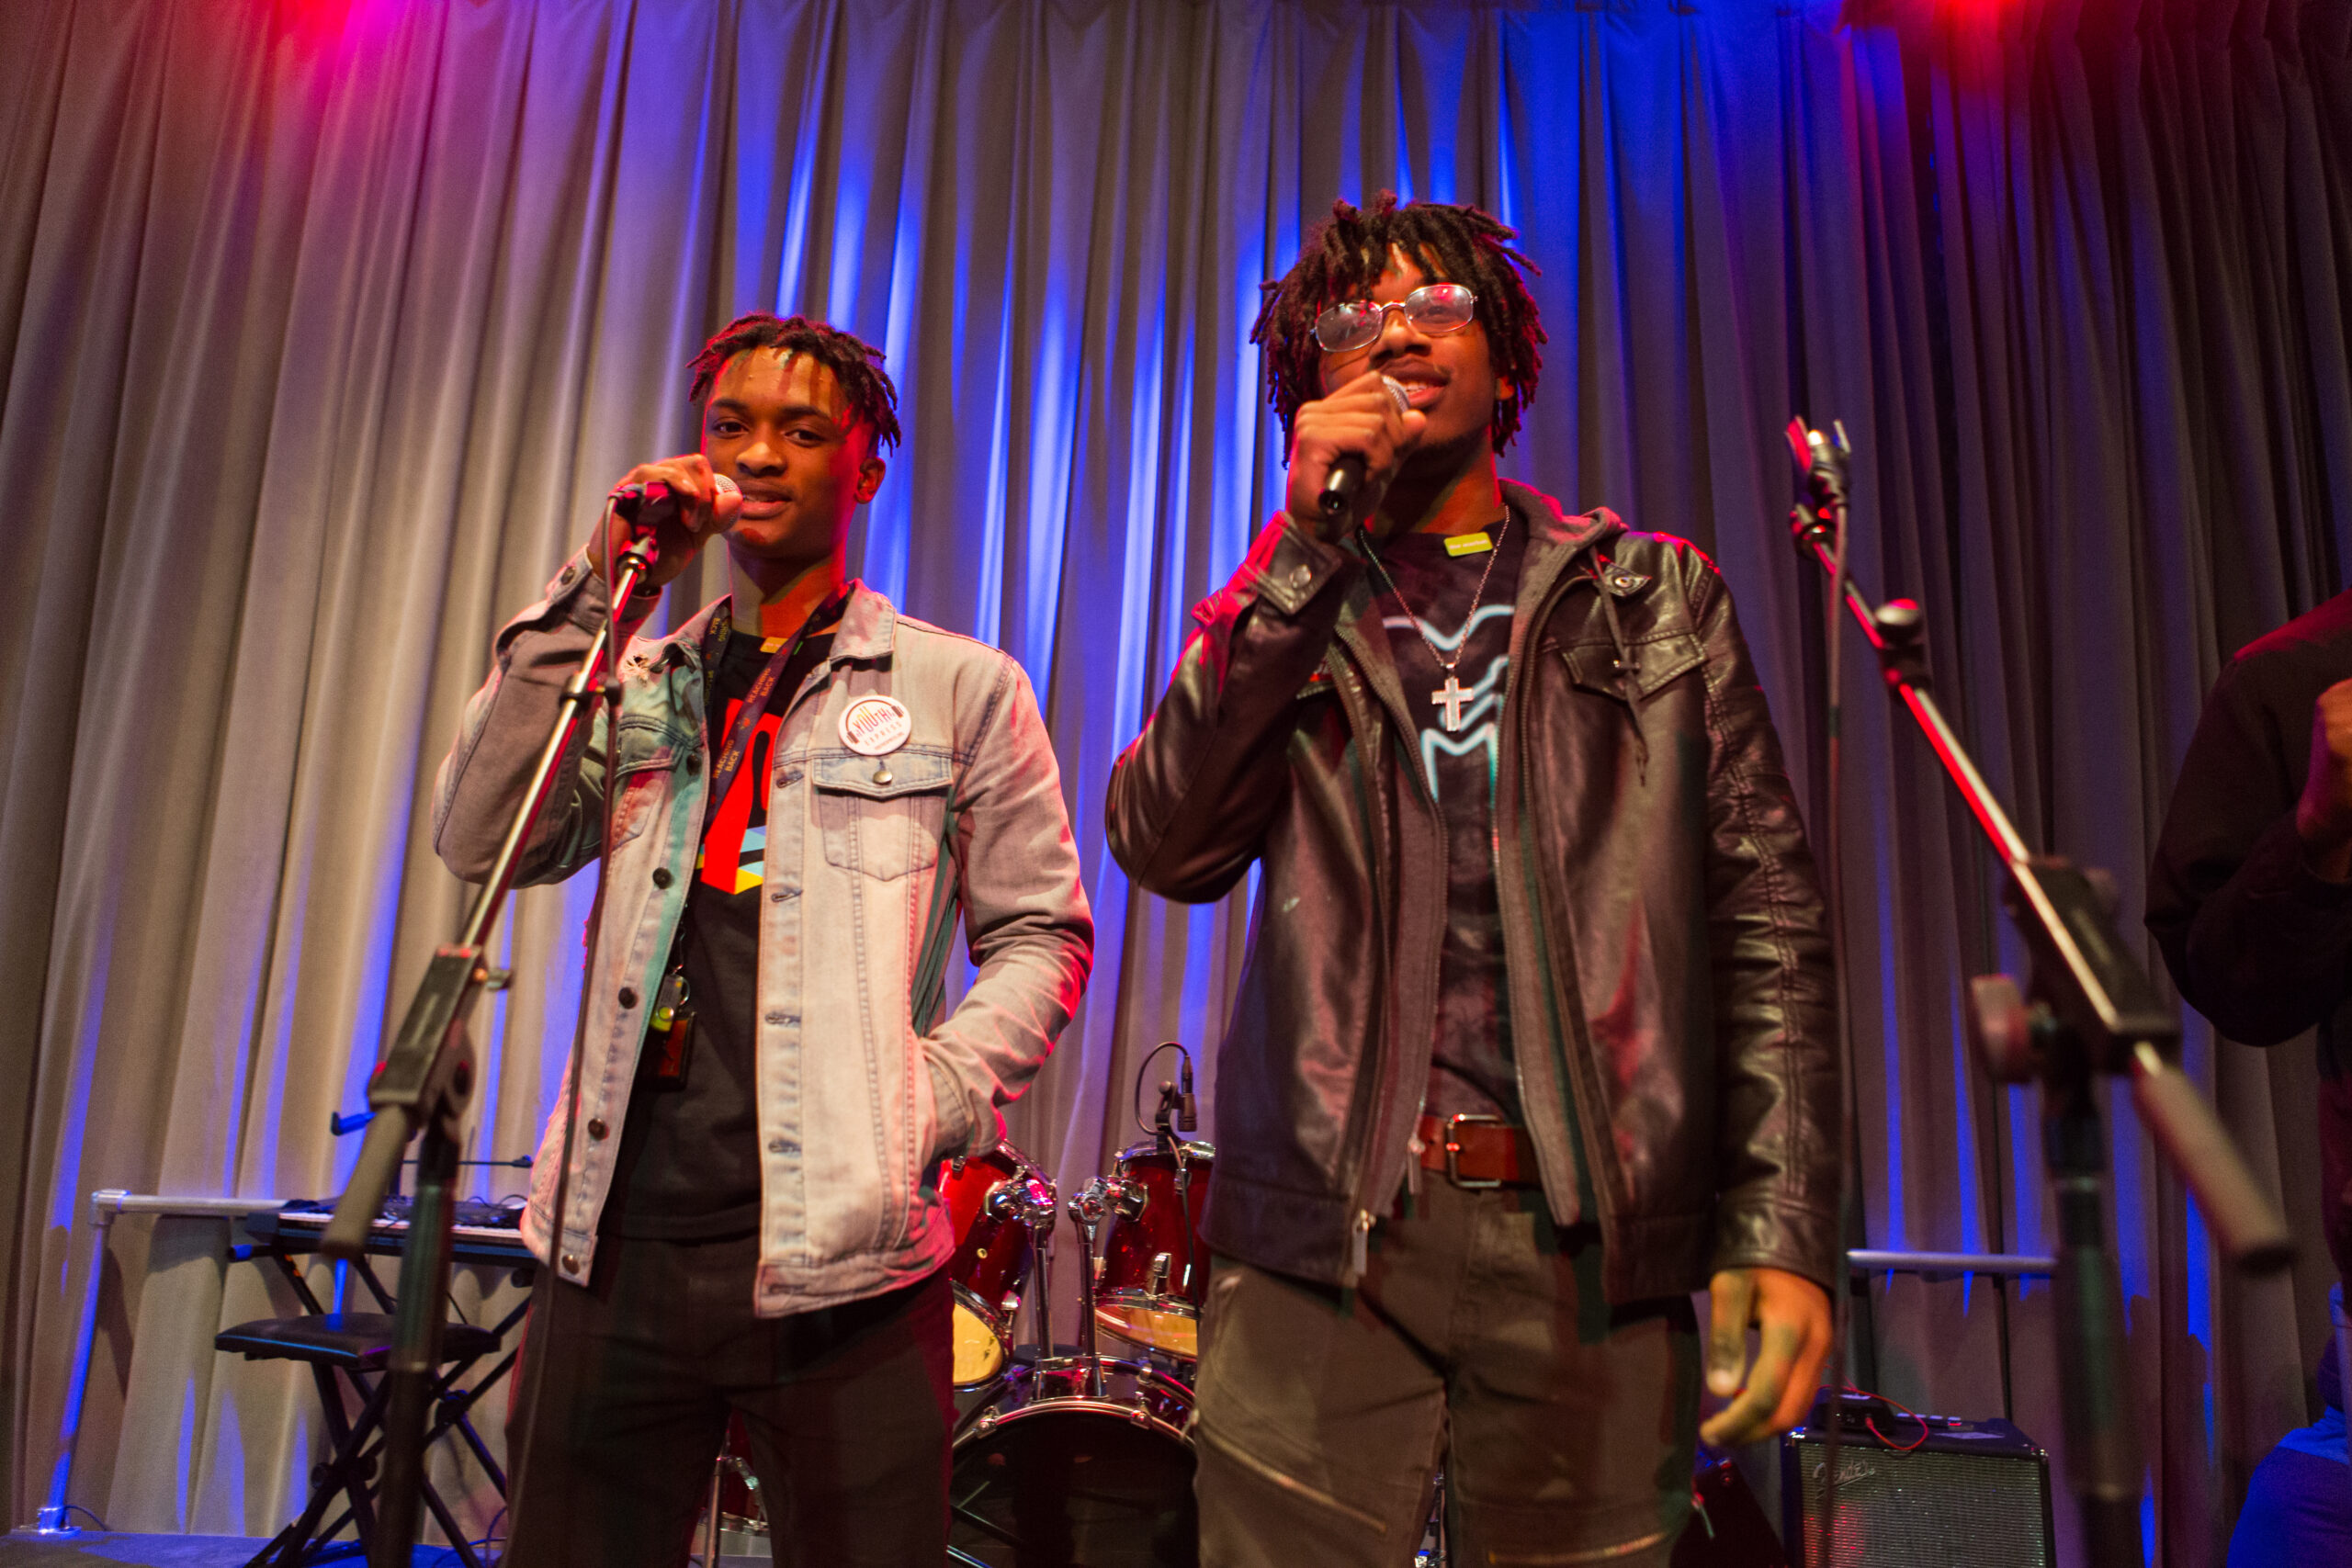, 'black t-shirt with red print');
601,621,833,1240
